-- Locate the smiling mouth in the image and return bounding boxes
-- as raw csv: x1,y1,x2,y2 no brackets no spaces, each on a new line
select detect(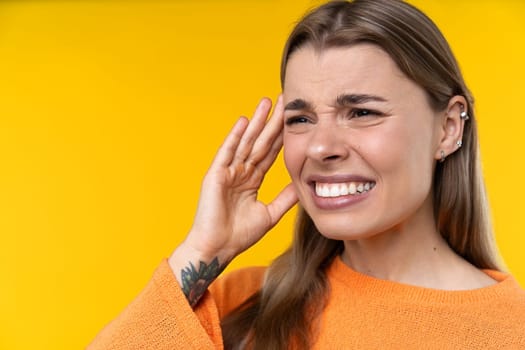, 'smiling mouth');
314,181,376,198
